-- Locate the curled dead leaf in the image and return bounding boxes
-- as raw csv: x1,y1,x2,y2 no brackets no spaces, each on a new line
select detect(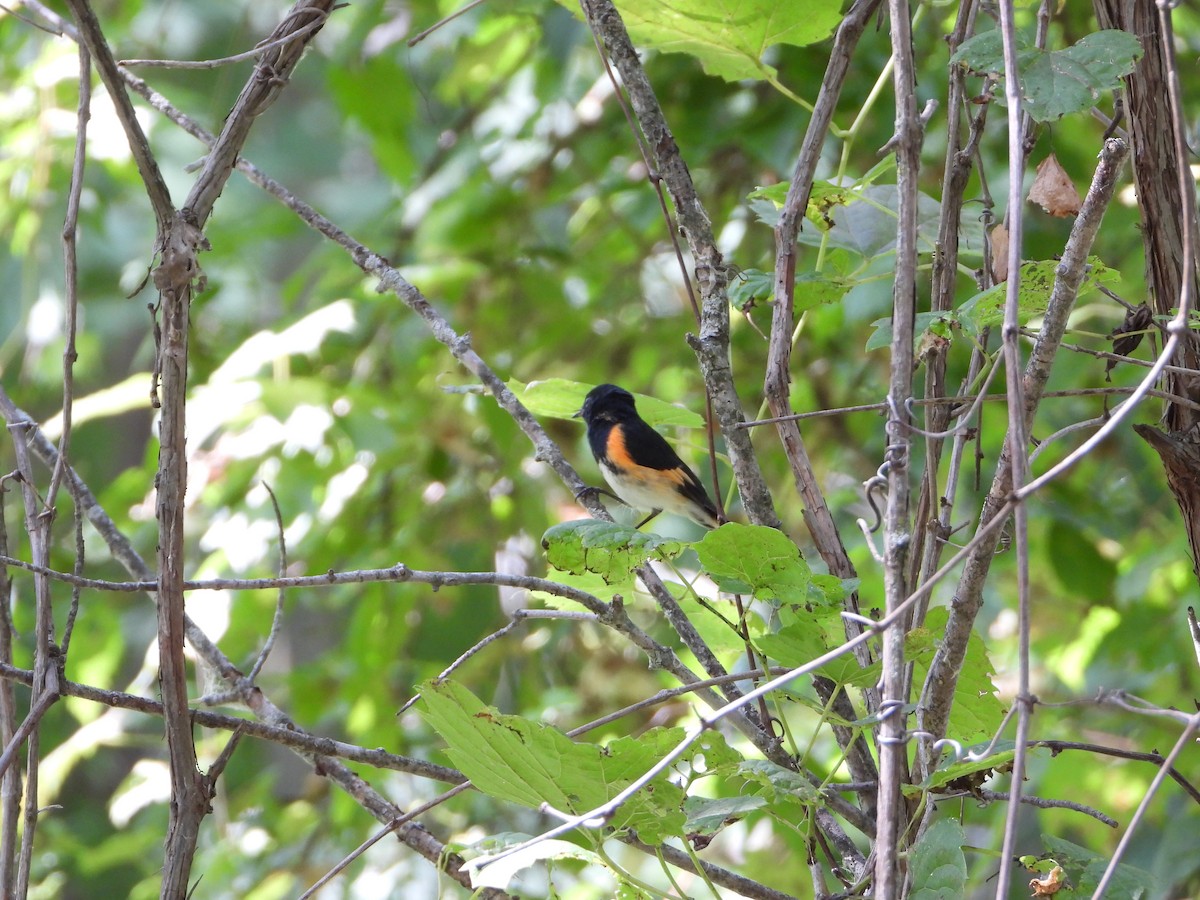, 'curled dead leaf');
991,222,1010,283
1029,864,1066,896
1028,154,1082,217
1106,303,1154,380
